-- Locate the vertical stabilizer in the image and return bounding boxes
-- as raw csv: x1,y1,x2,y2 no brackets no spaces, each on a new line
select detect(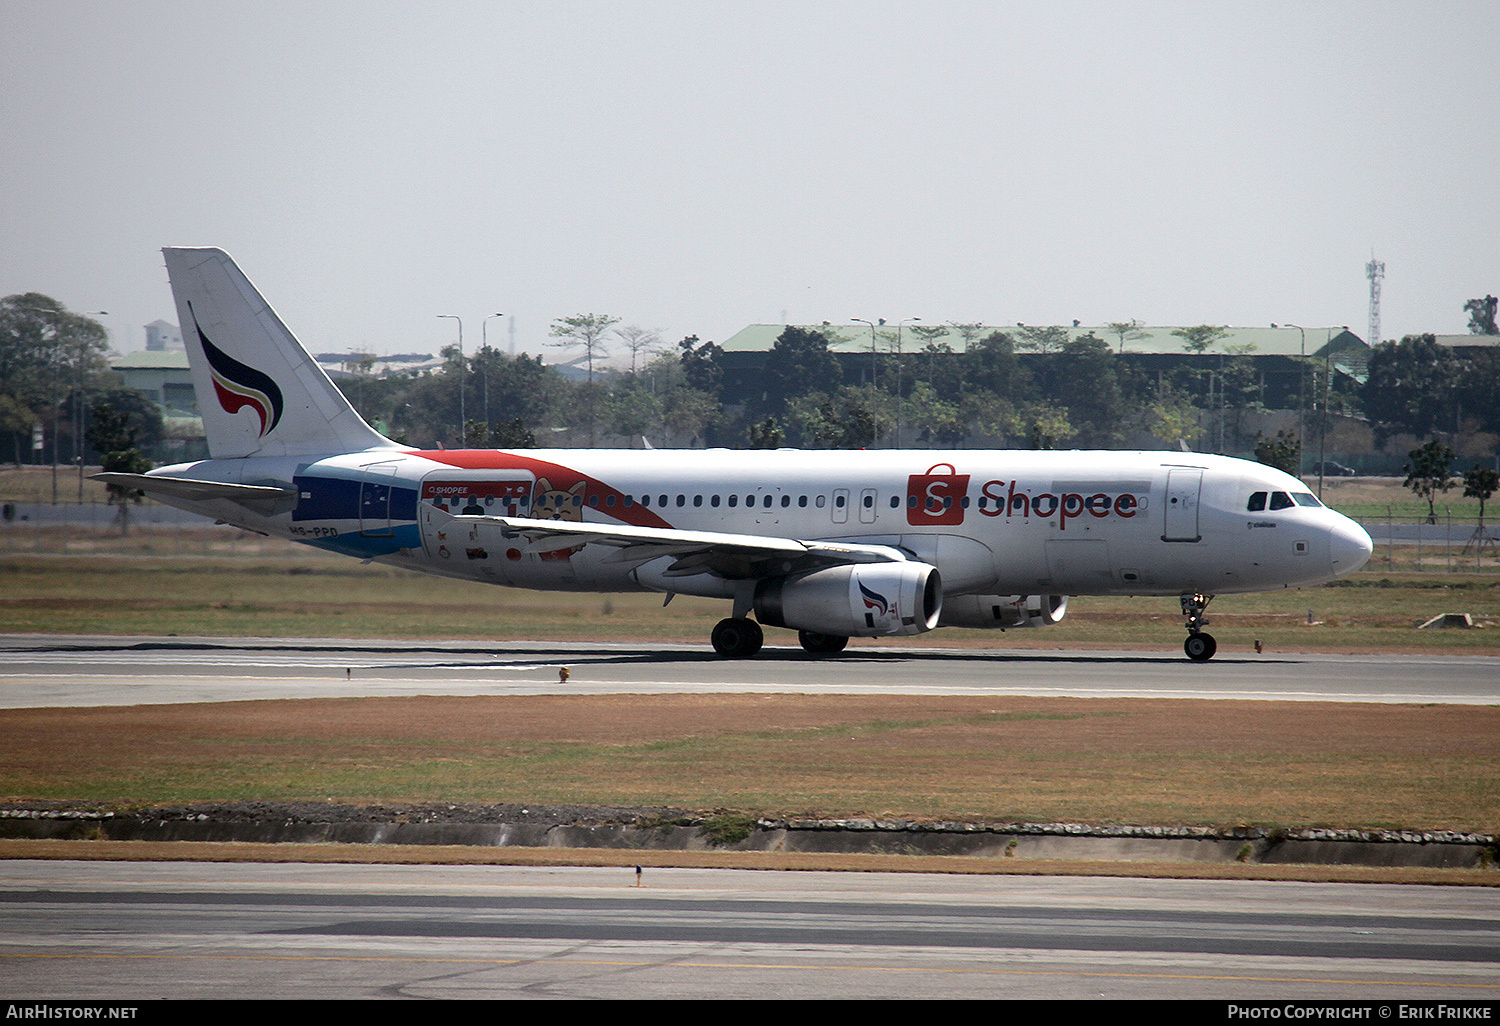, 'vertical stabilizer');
163,247,397,459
